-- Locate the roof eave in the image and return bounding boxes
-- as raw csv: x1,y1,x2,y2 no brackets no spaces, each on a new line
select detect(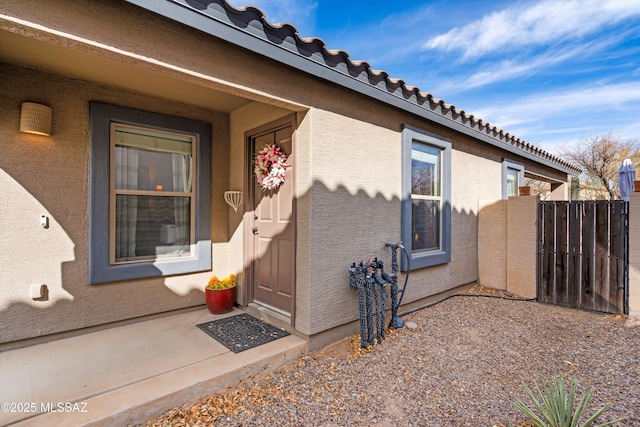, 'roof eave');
124,0,581,176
